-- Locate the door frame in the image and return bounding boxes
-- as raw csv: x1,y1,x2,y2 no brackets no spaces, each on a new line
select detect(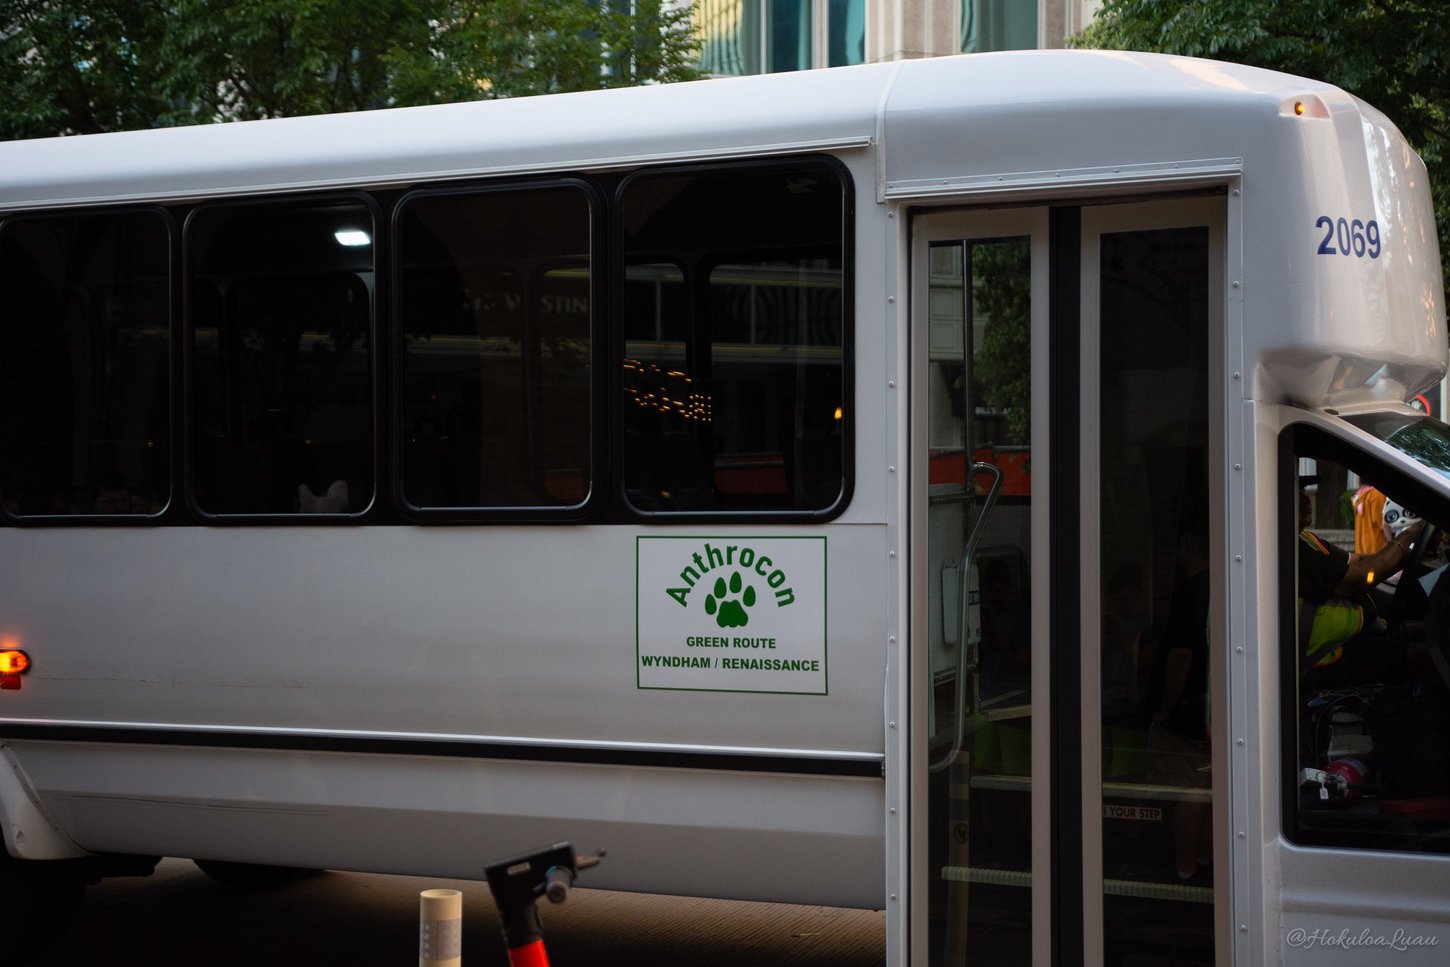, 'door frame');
1077,198,1230,966
907,196,1231,966
908,207,1052,966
